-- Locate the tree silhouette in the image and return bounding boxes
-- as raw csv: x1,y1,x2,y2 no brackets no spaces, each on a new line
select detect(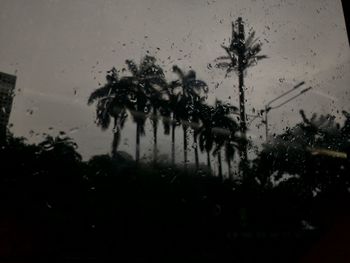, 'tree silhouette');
198,104,215,169
160,80,181,165
0,134,40,181
88,68,129,157
198,100,239,178
191,101,202,170
255,110,350,194
216,17,267,176
211,100,239,179
299,110,343,150
172,65,208,170
342,110,350,136
225,129,241,180
148,79,168,164
38,133,82,163
125,56,167,163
